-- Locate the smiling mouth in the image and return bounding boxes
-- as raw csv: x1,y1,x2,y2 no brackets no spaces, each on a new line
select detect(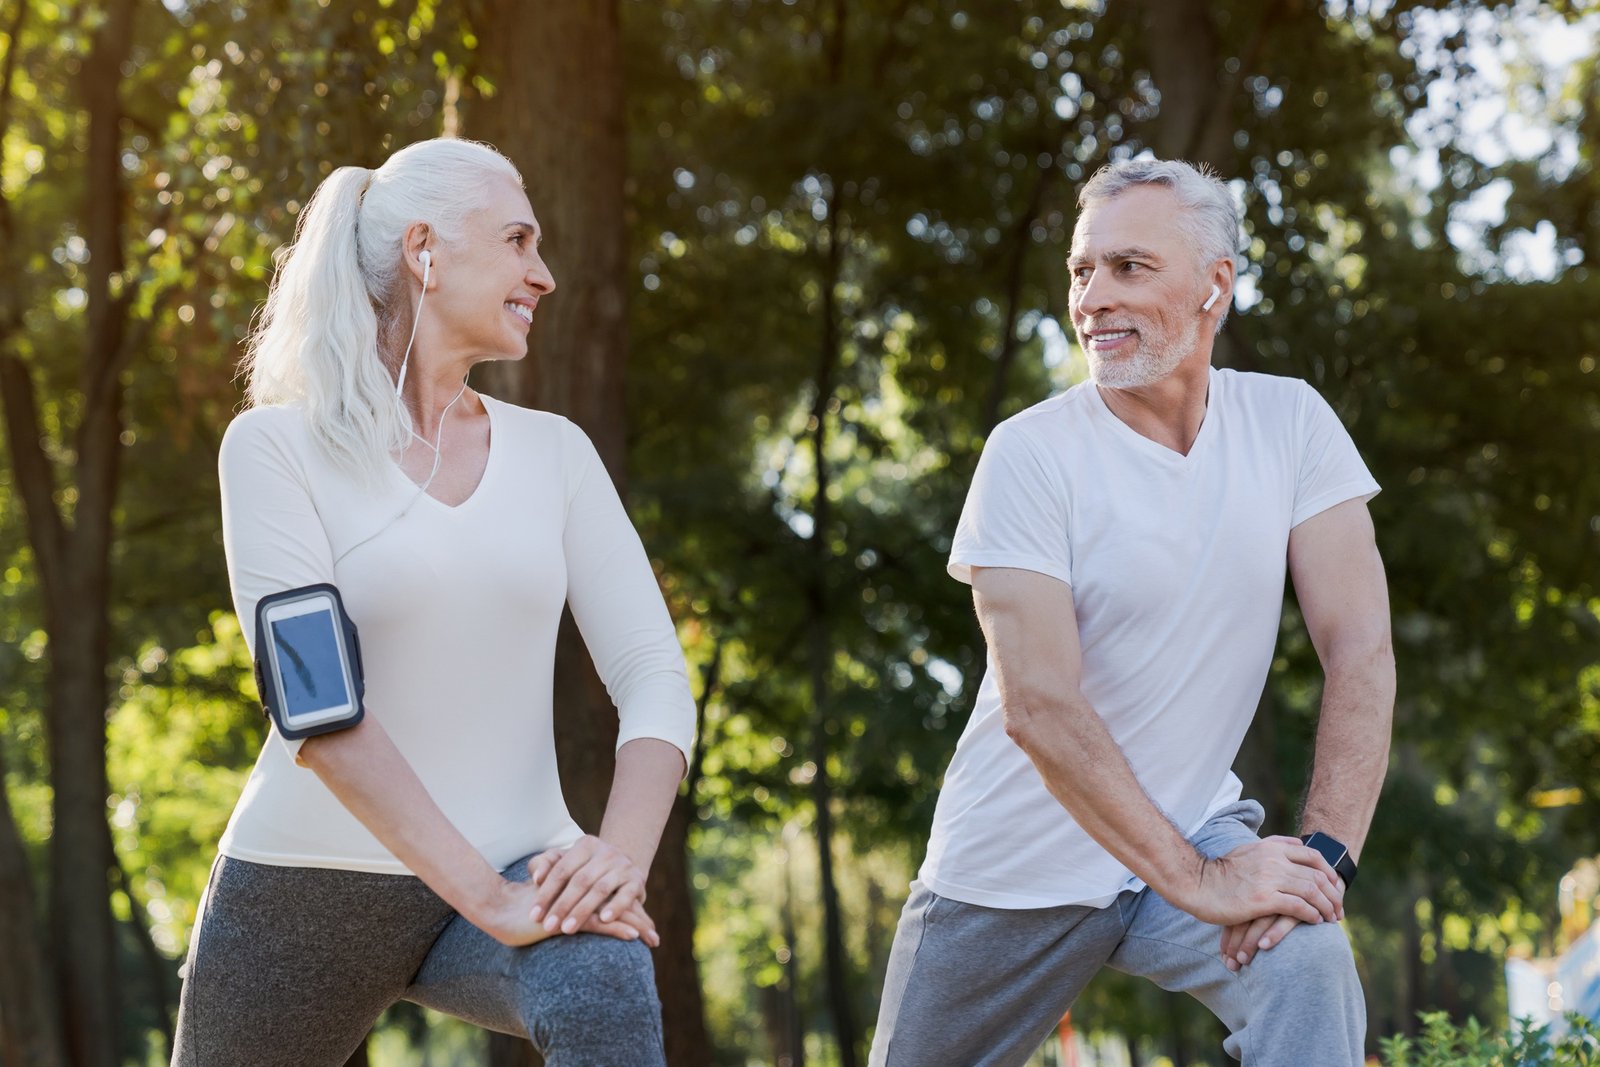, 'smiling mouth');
505,301,534,325
1087,329,1136,350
